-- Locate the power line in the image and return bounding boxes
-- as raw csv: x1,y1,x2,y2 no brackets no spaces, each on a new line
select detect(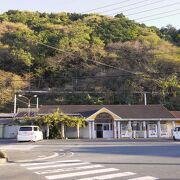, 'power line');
126,2,180,16
79,0,180,30
2,71,180,82
32,40,137,75
141,12,180,22
134,8,180,20
107,0,167,16
87,59,137,74
28,40,180,76
102,0,164,15
81,0,132,14
37,42,65,53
